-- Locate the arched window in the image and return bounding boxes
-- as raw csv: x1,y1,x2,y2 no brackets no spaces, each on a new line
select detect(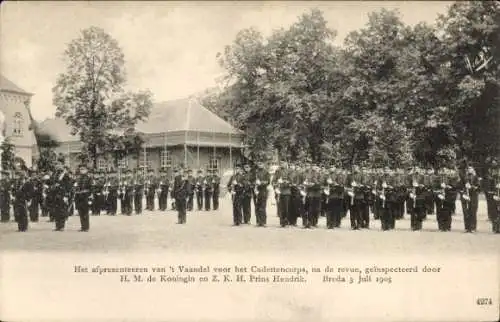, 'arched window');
12,112,23,136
